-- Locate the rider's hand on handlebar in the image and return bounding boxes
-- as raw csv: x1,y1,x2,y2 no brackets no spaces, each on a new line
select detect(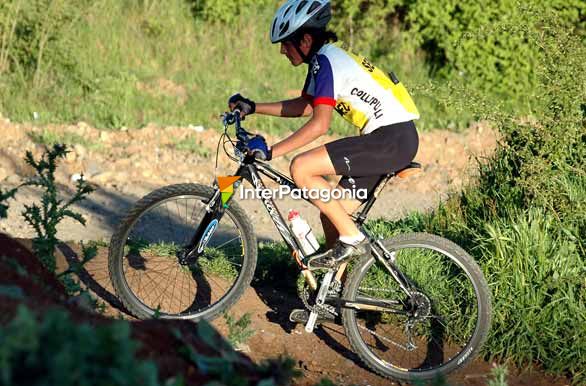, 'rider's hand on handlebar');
246,135,272,161
228,93,256,120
